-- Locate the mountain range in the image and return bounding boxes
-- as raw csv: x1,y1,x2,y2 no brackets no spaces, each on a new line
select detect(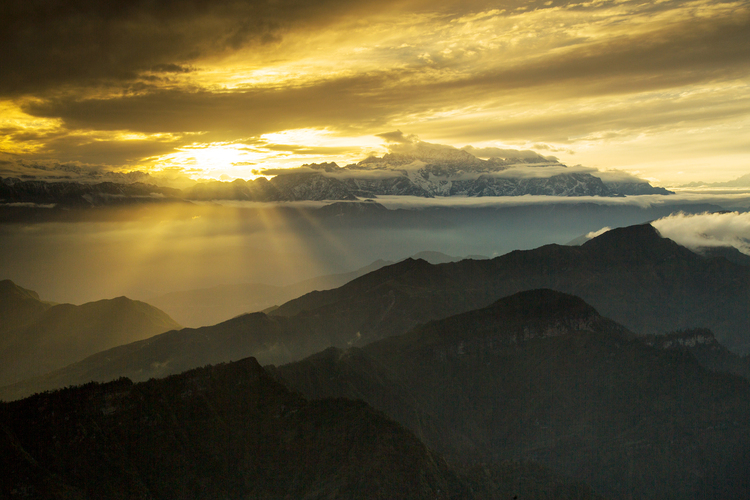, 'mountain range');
268,149,672,198
0,148,672,207
148,251,484,328
0,178,183,207
681,173,750,188
0,281,180,386
2,224,750,498
2,222,750,402
2,289,747,499
0,355,605,500
270,223,750,352
271,289,750,500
